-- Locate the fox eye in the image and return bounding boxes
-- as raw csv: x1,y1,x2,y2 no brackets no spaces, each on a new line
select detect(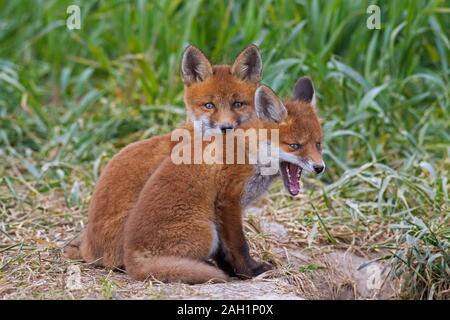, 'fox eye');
232,101,243,108
289,143,302,150
204,102,215,109
316,143,321,150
